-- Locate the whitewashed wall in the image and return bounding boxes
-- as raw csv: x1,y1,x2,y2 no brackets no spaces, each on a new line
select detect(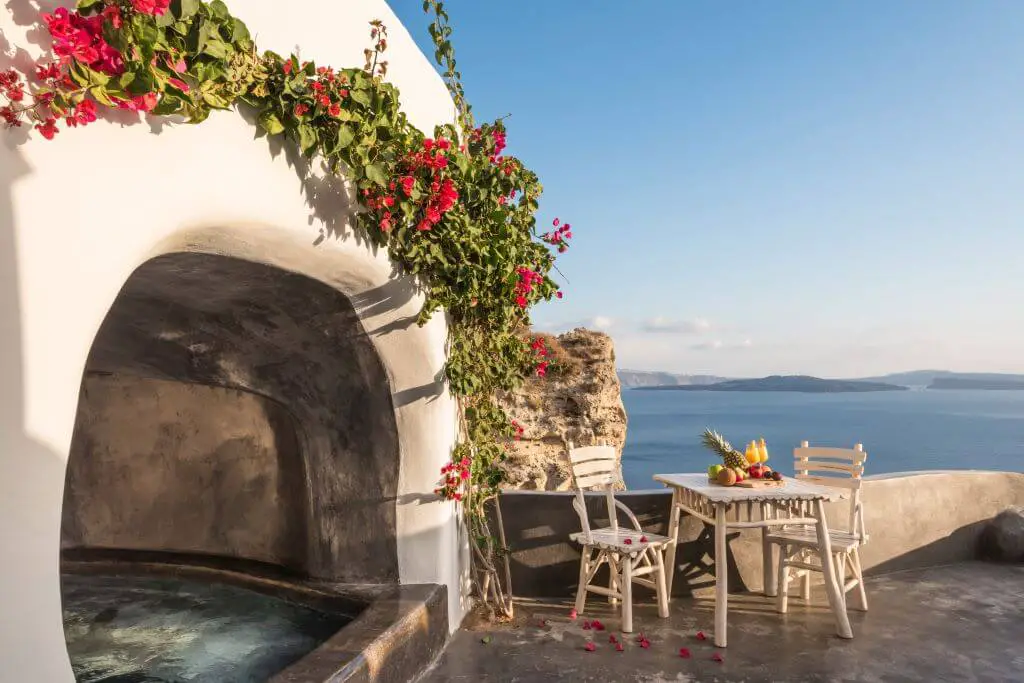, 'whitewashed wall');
0,2,465,681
